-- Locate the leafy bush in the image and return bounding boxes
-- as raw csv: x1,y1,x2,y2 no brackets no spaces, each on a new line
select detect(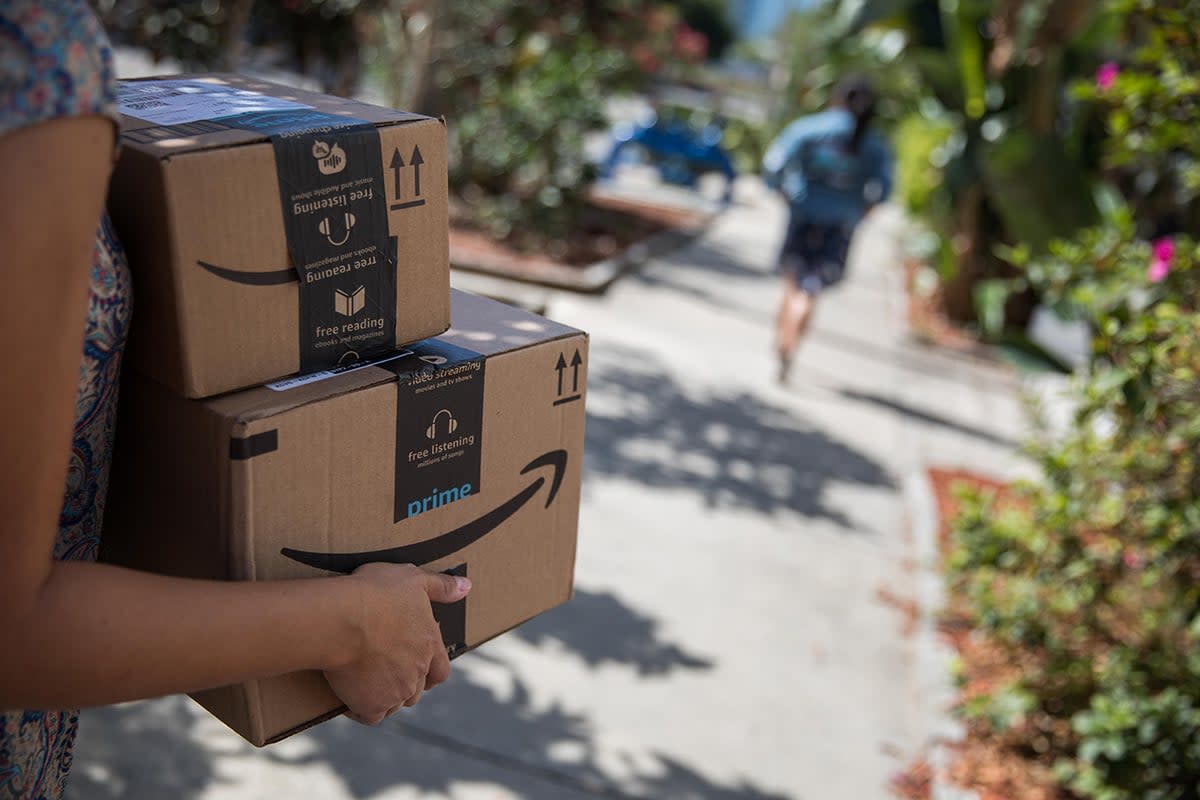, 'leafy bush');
418,1,696,247
97,0,236,67
892,112,952,221
98,0,374,92
446,31,625,244
945,1,1200,797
